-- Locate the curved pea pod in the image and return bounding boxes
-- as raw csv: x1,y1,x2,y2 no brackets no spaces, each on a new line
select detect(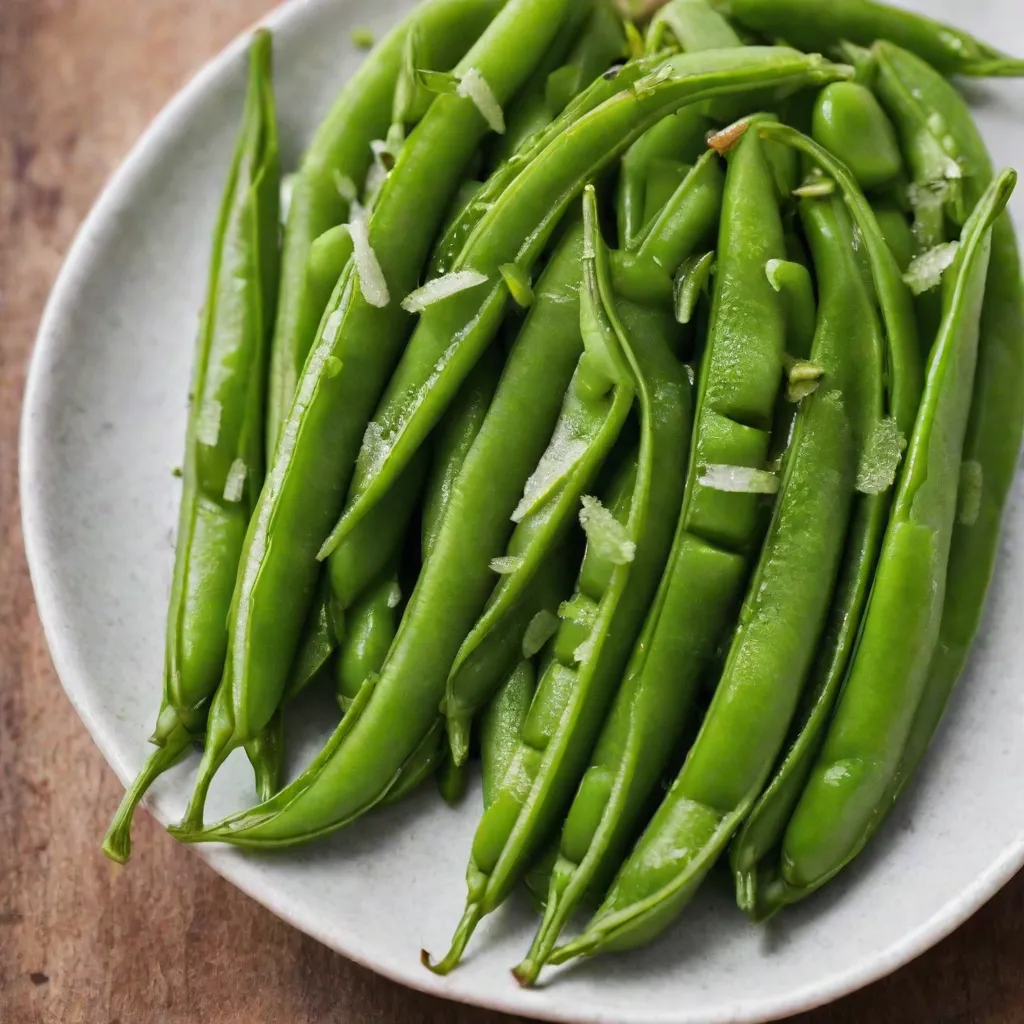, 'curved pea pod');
103,32,280,864
171,221,590,849
443,249,639,763
424,185,690,975
730,194,887,920
552,191,874,973
175,0,576,832
423,345,503,559
870,54,1024,830
265,0,507,453
516,112,787,982
323,47,852,556
776,170,1015,903
708,0,1024,77
336,572,401,709
872,201,914,273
